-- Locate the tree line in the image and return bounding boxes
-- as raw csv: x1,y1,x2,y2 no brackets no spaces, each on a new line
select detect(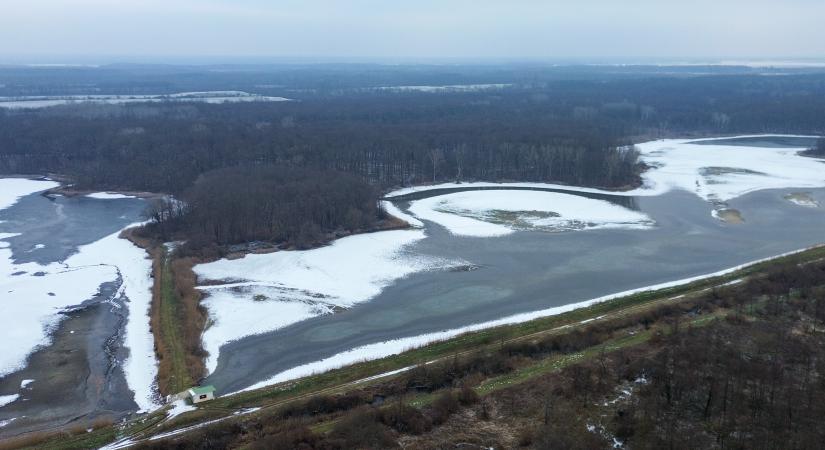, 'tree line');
3,73,825,198
138,166,385,252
